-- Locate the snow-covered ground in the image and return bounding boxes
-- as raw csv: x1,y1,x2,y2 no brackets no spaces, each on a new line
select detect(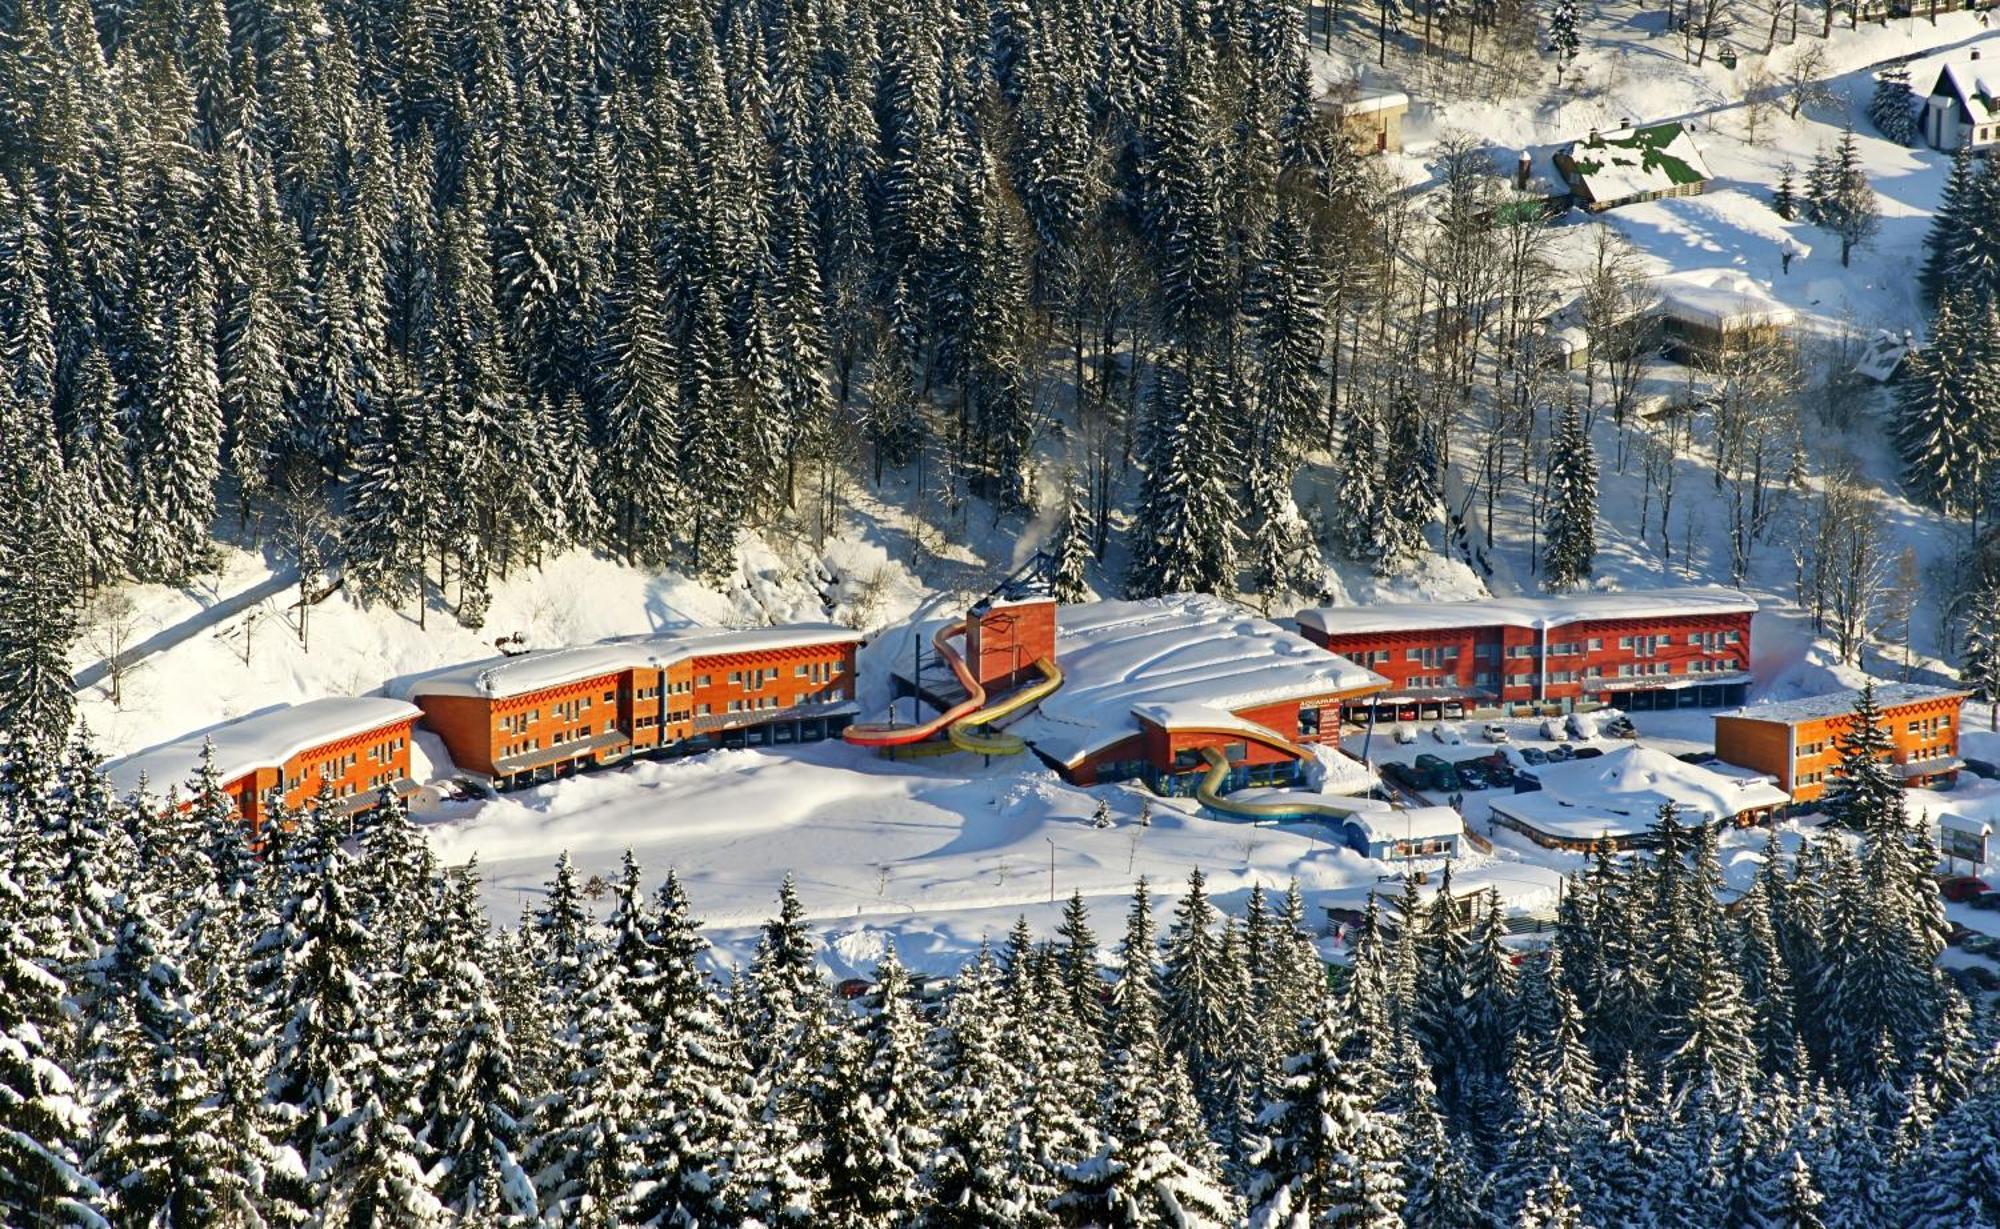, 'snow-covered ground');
414,738,1550,978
